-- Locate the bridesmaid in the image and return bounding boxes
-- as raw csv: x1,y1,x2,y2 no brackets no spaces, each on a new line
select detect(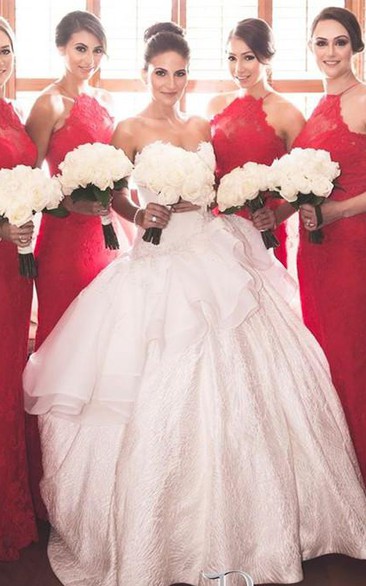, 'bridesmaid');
0,17,37,559
295,7,366,481
208,18,304,266
25,10,123,518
